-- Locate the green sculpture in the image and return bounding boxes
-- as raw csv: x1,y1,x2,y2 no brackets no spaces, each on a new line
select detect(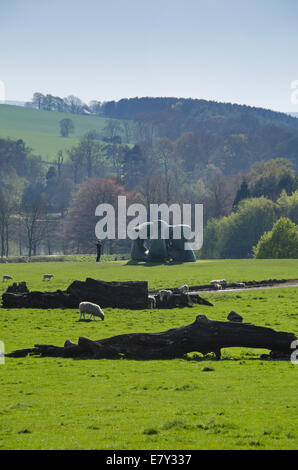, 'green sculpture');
131,219,196,262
